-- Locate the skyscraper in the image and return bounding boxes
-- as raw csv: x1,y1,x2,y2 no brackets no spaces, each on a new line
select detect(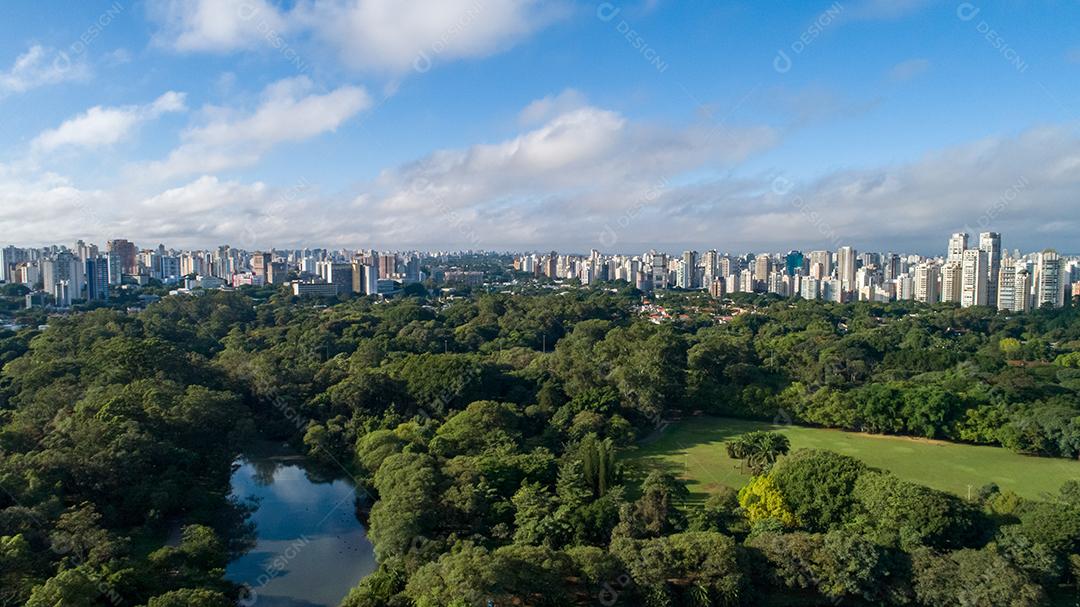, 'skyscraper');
107,239,138,275
979,232,1002,306
883,253,901,282
960,248,988,307
702,250,718,287
996,259,1017,311
914,263,940,304
379,253,398,279
837,246,857,294
251,251,272,282
808,250,832,279
1013,268,1032,312
947,232,968,262
680,250,697,289
84,257,110,301
784,250,805,277
0,246,28,283
1036,250,1065,308
941,261,963,304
